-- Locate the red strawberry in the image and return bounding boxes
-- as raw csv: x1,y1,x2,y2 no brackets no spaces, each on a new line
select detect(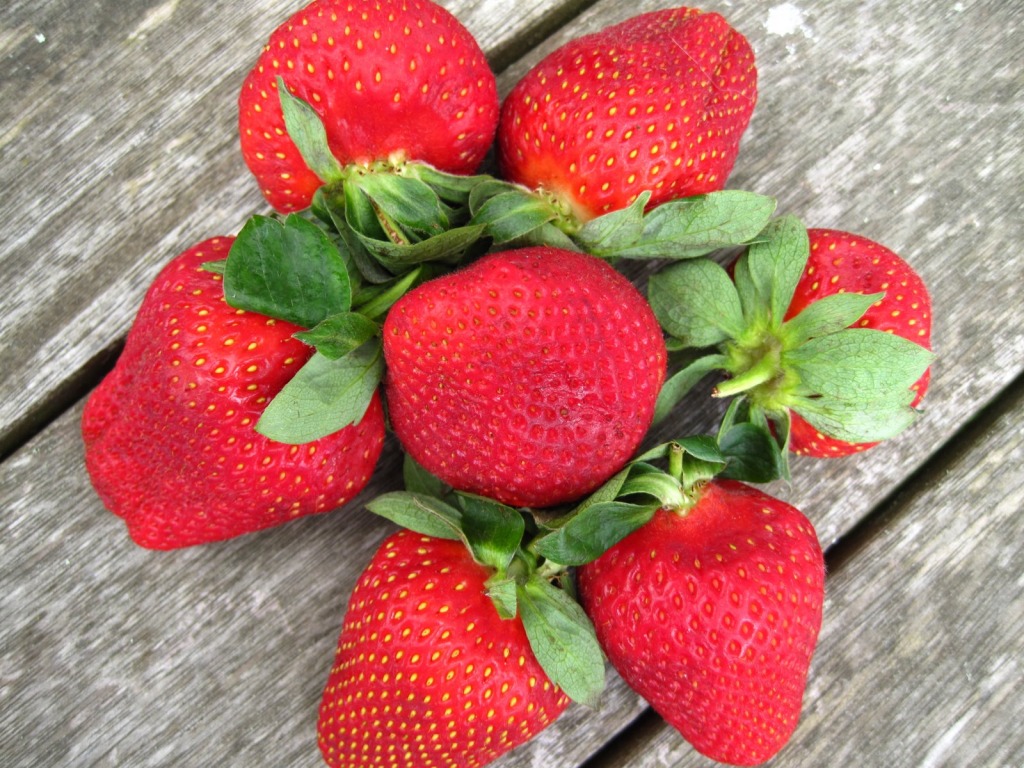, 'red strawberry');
497,7,757,222
82,237,386,549
317,529,570,768
239,0,499,213
784,229,933,457
382,246,667,508
576,479,824,766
